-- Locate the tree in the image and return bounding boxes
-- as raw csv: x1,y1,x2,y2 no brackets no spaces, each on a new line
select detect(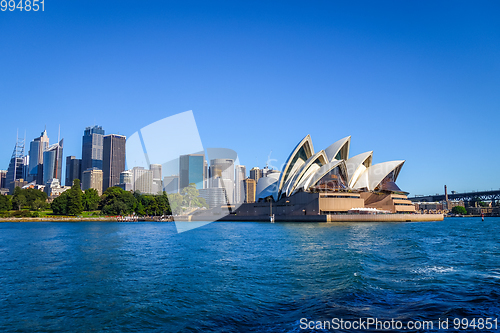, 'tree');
180,183,199,208
168,193,184,215
101,187,124,207
135,201,146,216
156,192,171,215
192,196,208,209
82,188,100,211
12,187,47,210
23,188,48,207
12,194,26,211
118,191,137,213
66,179,83,216
102,200,128,215
100,187,138,215
31,198,47,211
452,206,467,215
51,192,68,215
0,195,12,211
141,195,158,215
